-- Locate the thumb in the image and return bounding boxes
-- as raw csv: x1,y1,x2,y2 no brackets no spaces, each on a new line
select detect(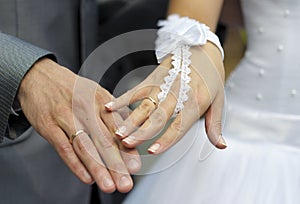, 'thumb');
204,91,227,149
